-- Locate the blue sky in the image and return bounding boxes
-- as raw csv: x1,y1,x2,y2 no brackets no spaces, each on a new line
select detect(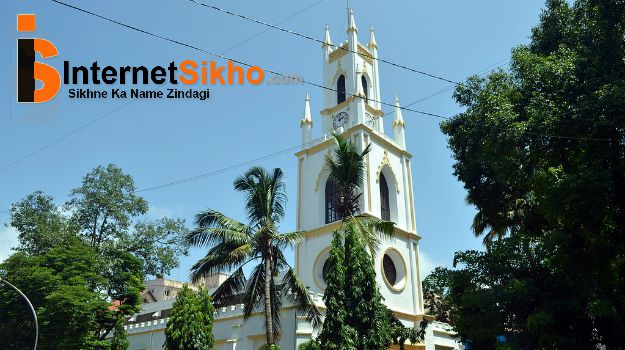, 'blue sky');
1,0,546,280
